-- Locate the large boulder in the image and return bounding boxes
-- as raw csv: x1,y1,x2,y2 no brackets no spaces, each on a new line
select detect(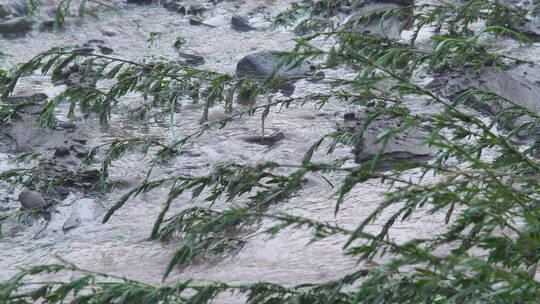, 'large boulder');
429,64,540,141
236,51,313,81
0,17,32,36
341,112,438,164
